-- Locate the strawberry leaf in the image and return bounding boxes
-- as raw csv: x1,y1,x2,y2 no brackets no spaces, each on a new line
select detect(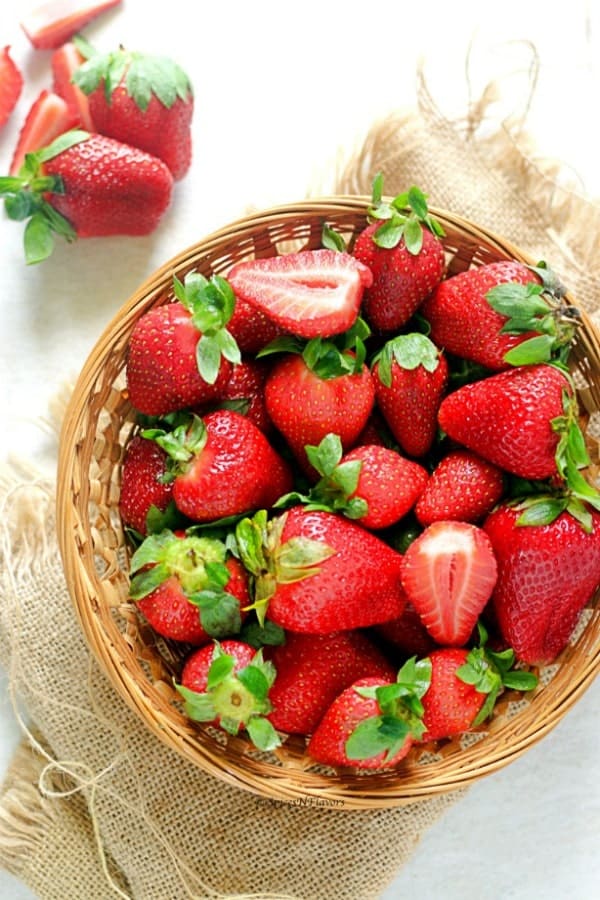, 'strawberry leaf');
175,684,217,722
240,619,286,649
403,217,423,255
321,223,347,252
345,714,410,762
503,334,556,365
246,716,281,751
